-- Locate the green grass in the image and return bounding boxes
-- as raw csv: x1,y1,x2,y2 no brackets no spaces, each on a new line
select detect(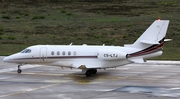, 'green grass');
0,0,180,60
0,44,28,55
